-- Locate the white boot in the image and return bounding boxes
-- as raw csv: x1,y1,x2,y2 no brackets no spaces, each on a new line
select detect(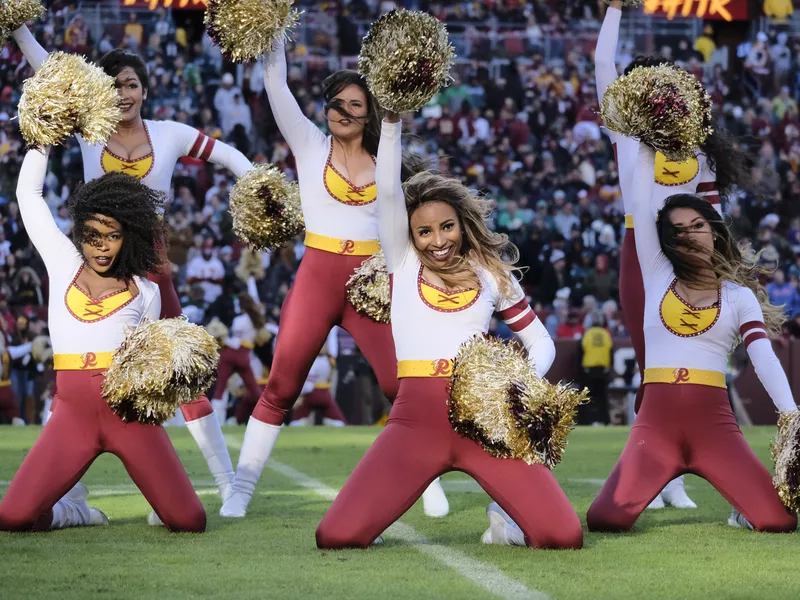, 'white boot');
421,477,449,518
646,494,665,509
289,417,310,427
12,417,25,426
220,417,282,518
41,397,52,425
480,502,525,546
322,418,345,427
186,412,236,501
660,476,697,508
210,399,228,426
728,508,754,530
51,483,109,529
